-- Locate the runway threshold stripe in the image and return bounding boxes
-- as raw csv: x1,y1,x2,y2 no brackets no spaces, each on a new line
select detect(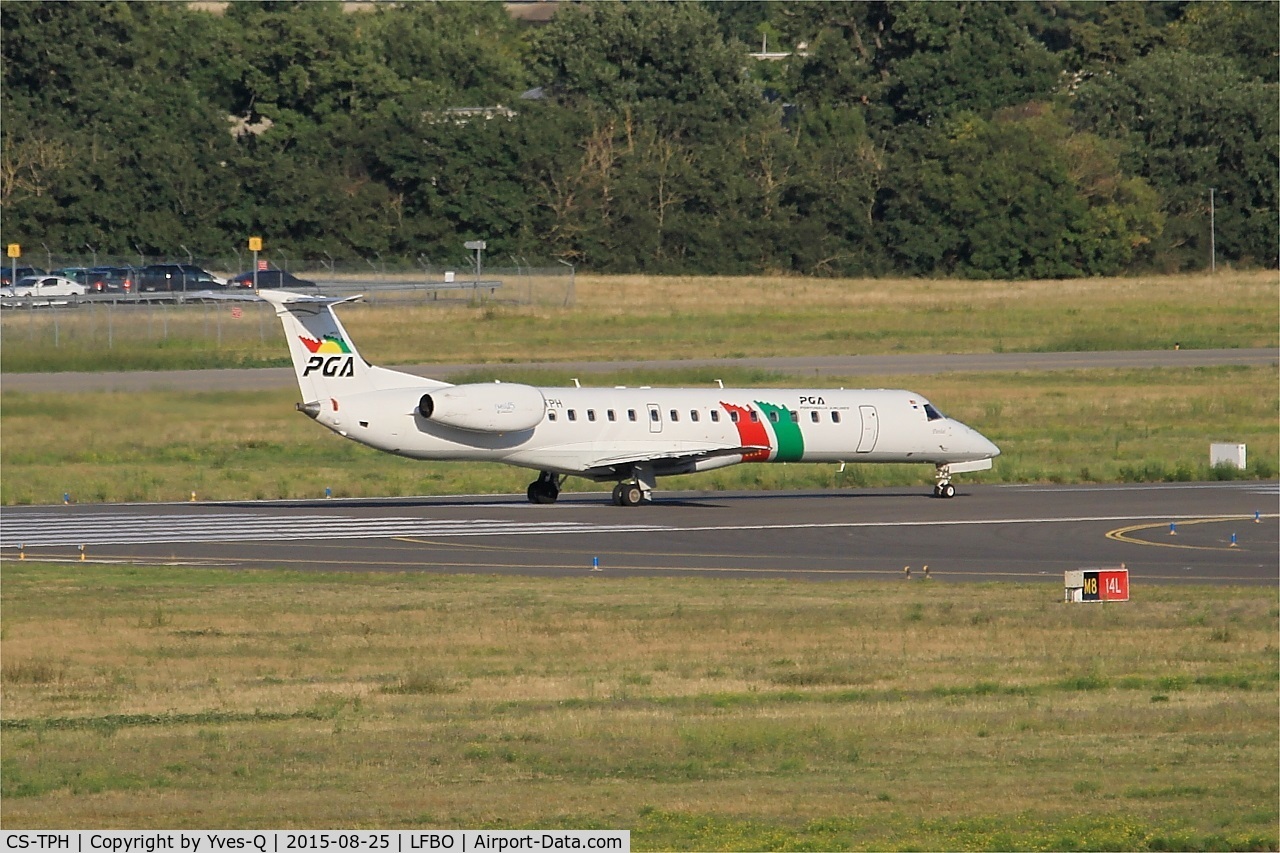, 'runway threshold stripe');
3,511,1272,548
0,514,670,547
